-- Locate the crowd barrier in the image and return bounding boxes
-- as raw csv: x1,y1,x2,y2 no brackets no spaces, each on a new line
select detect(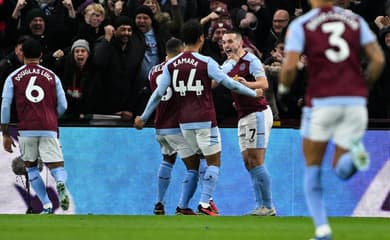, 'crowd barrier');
0,123,389,216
